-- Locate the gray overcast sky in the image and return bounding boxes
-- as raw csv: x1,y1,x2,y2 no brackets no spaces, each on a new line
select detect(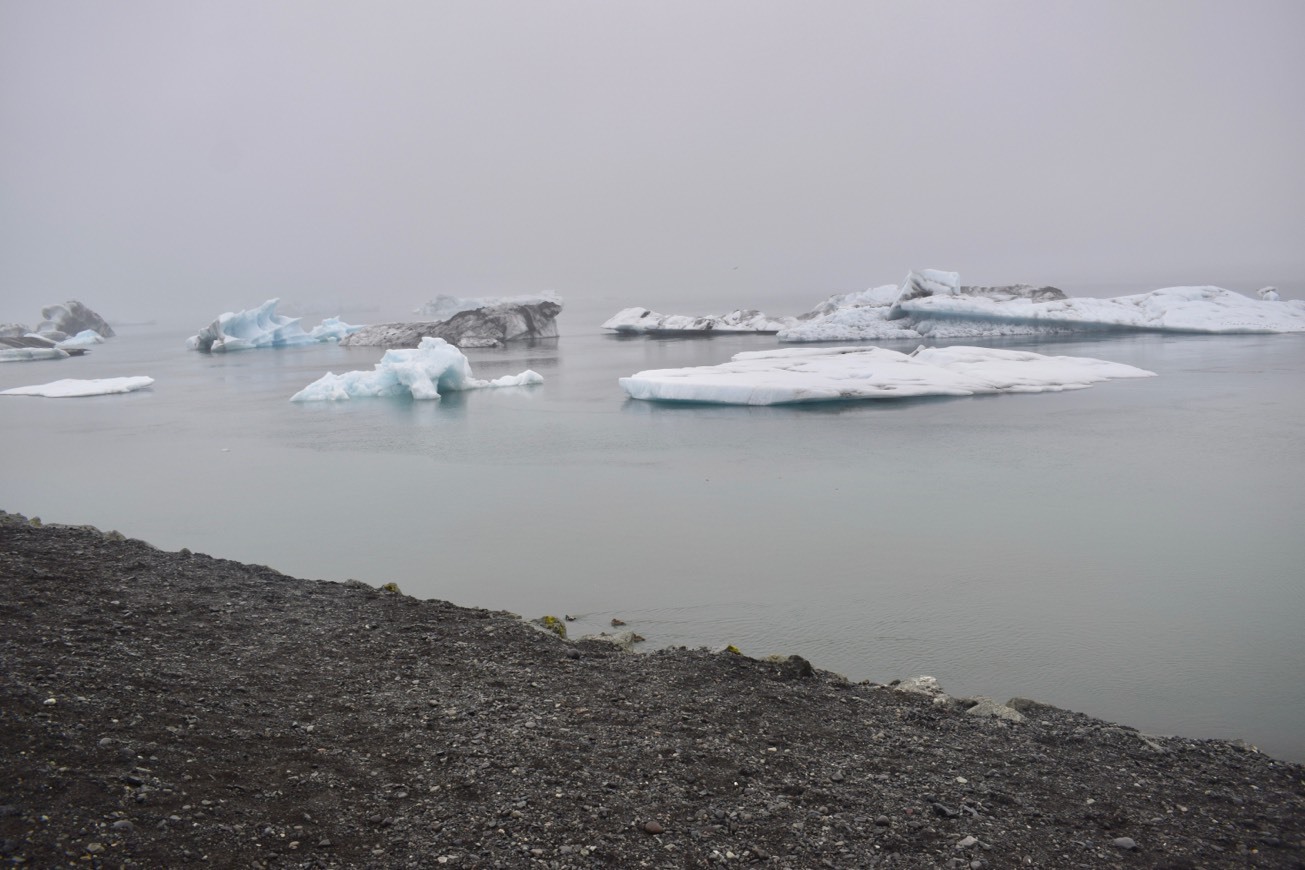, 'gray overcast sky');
2,0,1303,322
